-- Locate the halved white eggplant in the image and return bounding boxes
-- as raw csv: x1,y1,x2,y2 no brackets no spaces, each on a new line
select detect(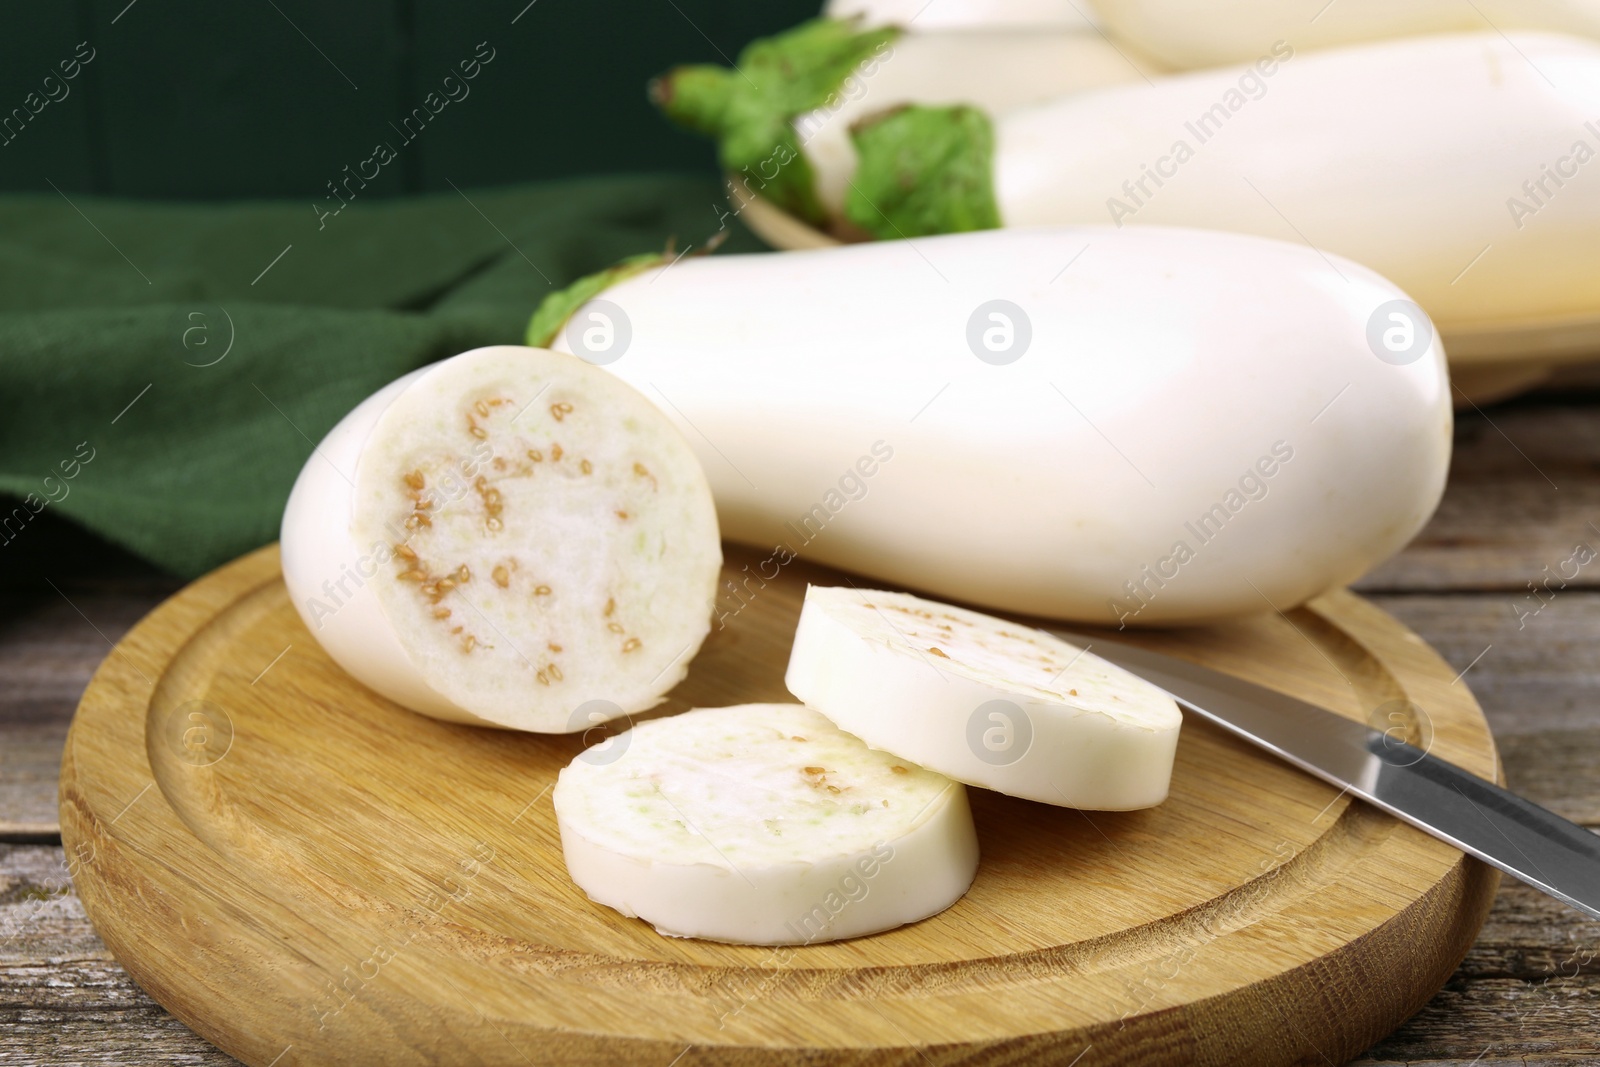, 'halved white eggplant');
280,345,721,731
